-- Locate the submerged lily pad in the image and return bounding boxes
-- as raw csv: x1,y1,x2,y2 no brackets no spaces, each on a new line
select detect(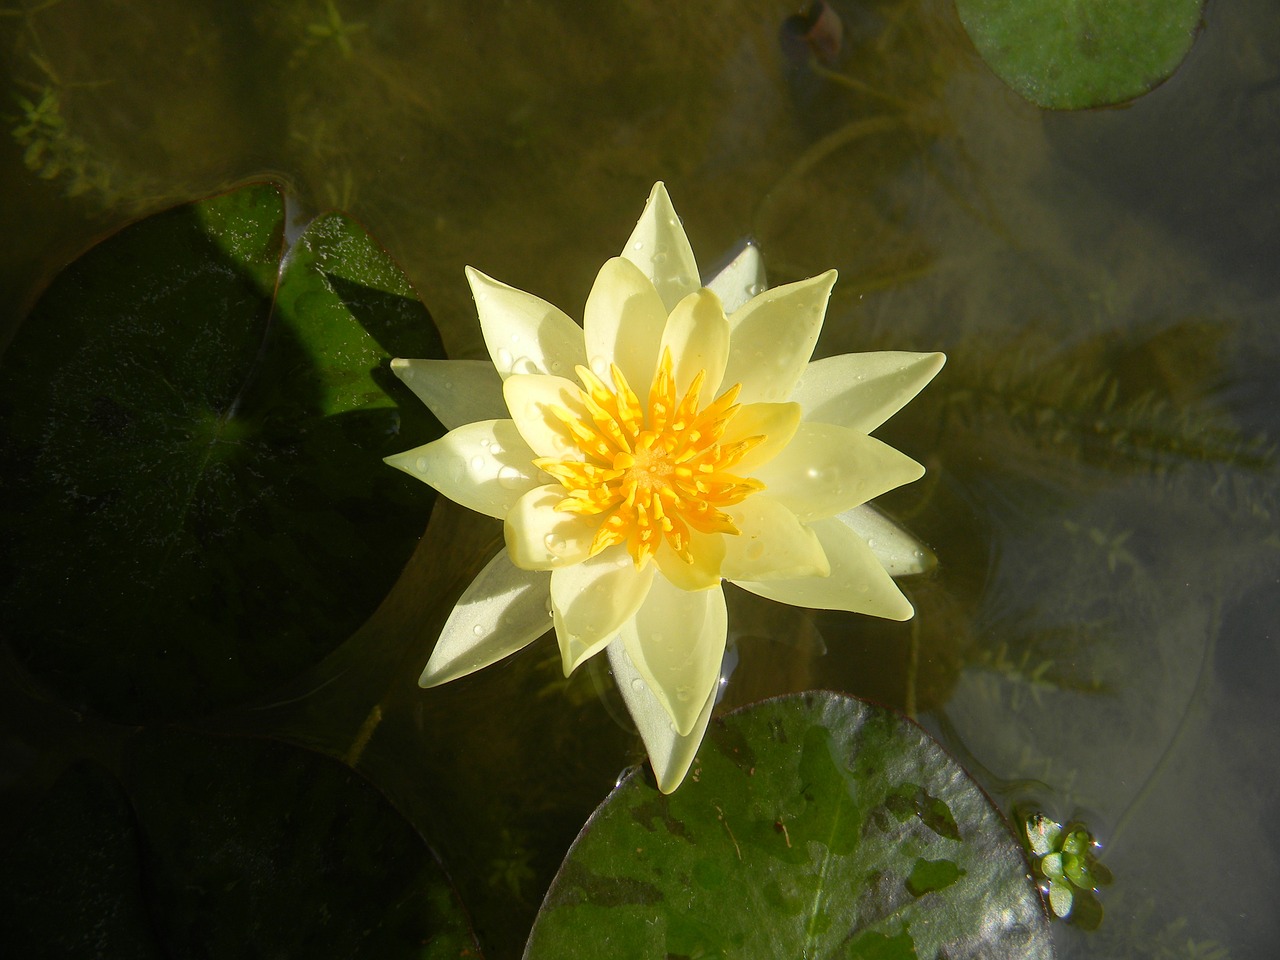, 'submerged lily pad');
0,735,478,958
0,183,442,720
525,691,1051,959
956,0,1205,109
